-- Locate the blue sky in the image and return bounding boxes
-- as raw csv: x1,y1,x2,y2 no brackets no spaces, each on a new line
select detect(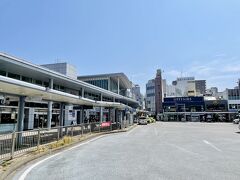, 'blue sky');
1,0,240,93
